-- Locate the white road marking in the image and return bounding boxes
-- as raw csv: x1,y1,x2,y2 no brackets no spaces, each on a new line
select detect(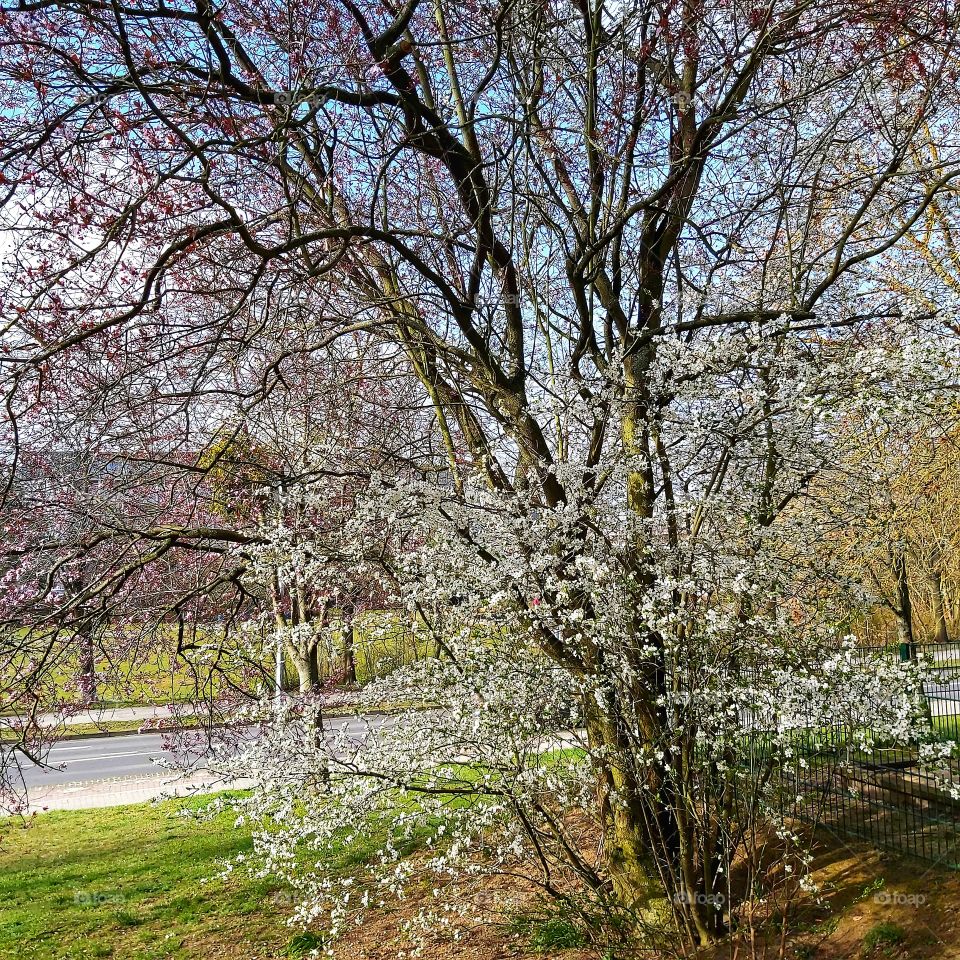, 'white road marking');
45,740,160,754
54,750,161,764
